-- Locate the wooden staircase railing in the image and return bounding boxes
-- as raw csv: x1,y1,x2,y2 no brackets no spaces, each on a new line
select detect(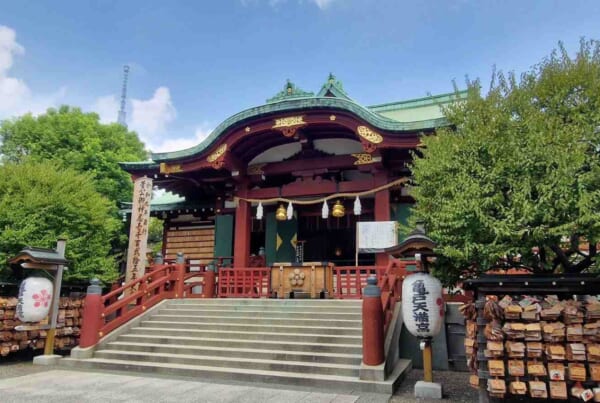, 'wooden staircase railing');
79,256,216,348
